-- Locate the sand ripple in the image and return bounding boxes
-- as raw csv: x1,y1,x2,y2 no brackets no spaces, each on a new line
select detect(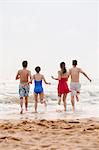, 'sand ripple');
0,118,99,150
